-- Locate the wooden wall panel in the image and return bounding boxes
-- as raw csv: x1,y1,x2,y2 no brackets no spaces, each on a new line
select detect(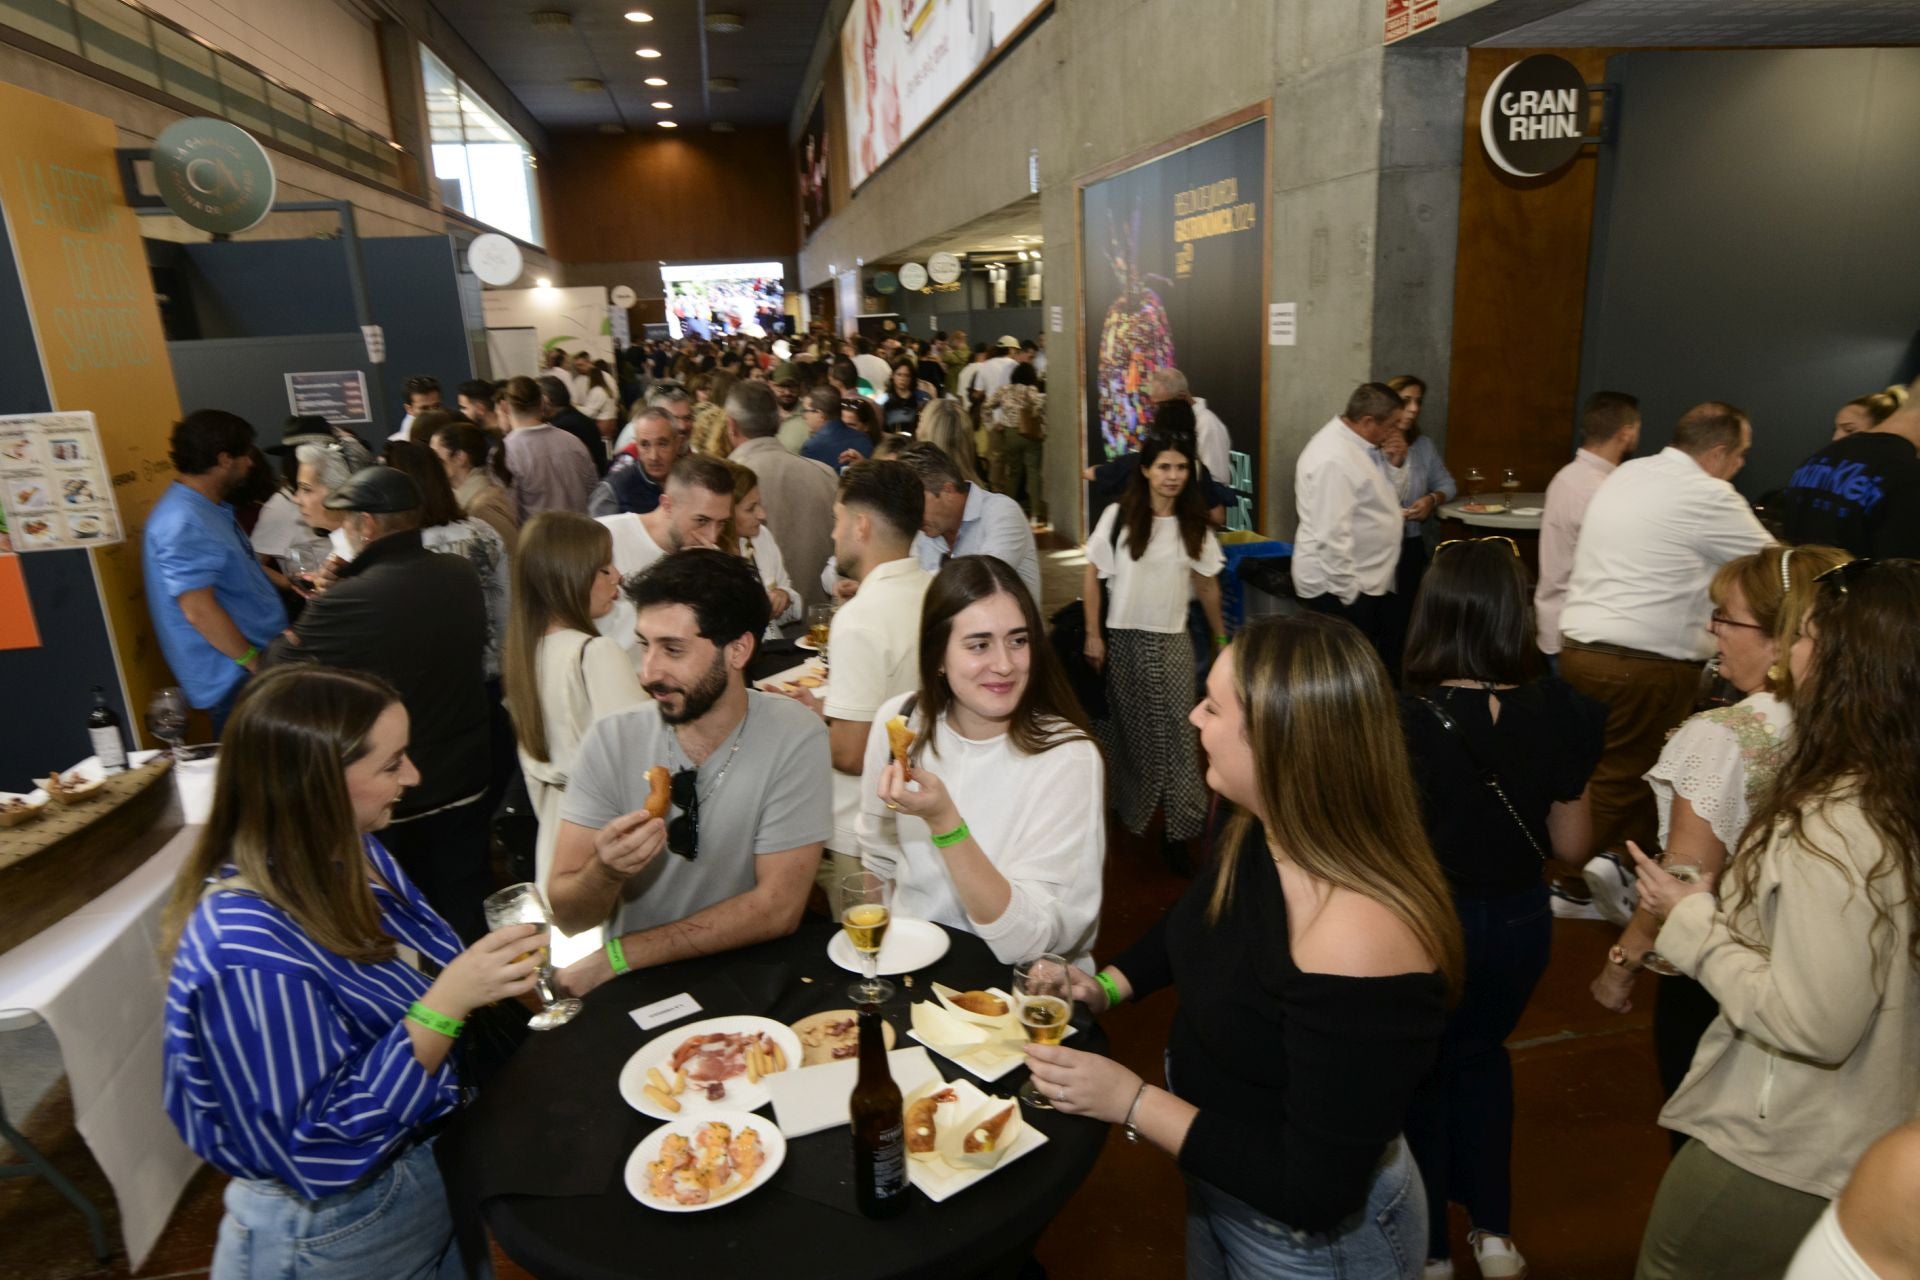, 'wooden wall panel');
540,128,799,265
1443,48,1617,493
